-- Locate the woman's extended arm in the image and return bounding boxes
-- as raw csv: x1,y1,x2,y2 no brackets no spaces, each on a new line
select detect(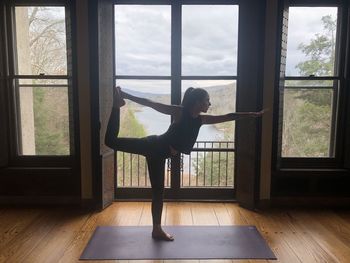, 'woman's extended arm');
201,110,266,125
121,89,181,116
